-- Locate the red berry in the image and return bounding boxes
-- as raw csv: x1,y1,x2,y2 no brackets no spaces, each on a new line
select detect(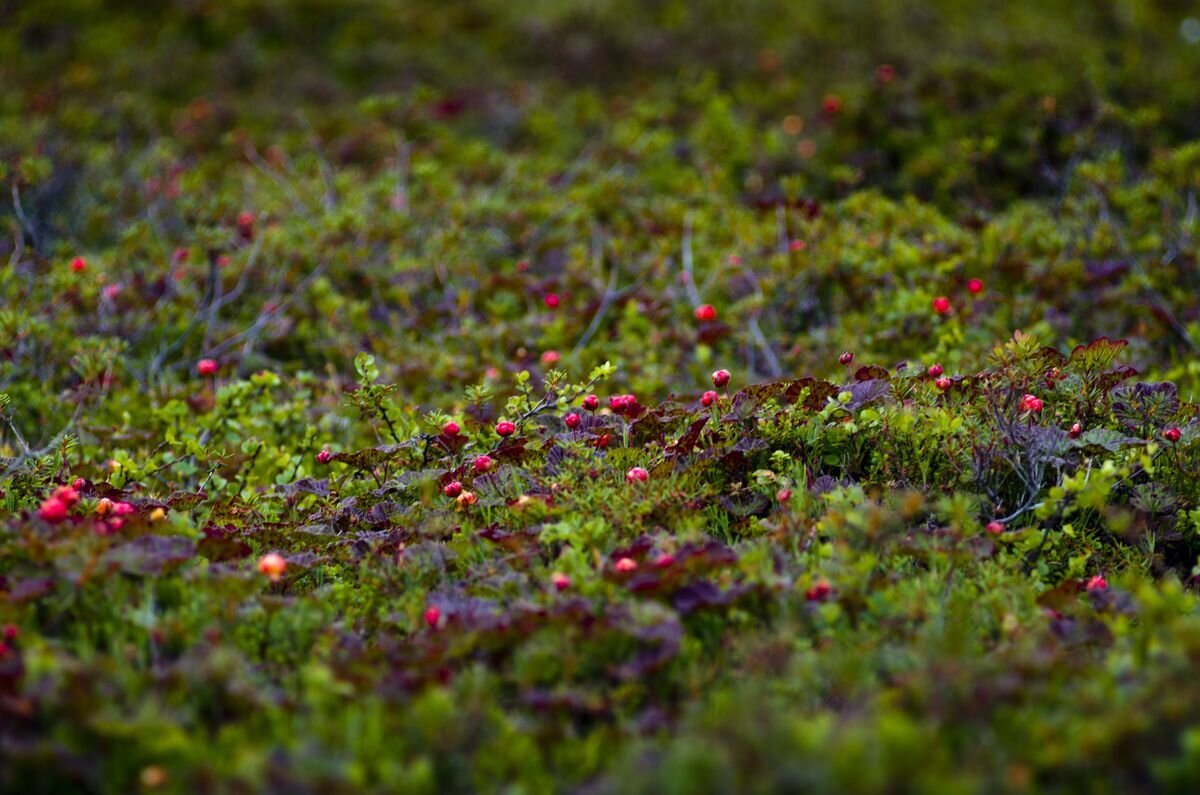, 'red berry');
173,247,189,264
551,572,571,591
711,369,731,388
316,449,332,465
70,256,87,273
443,481,463,498
541,350,560,366
236,211,255,239
1086,575,1108,592
52,486,79,506
777,488,792,503
2,625,16,641
927,363,943,377
72,478,85,490
789,239,806,252
1069,422,1083,439
496,420,516,437
932,296,952,315
986,521,1005,535
625,466,649,483
38,498,68,523
442,421,460,437
582,394,599,411
935,377,952,390
694,304,717,322
564,413,581,429
196,358,218,377
654,554,675,569
967,278,984,294
614,557,638,573
544,293,561,309
473,455,493,473
1019,394,1044,413
424,606,442,628
1163,427,1182,443
821,95,842,114
700,390,718,407
806,579,832,601
839,351,855,366
875,63,896,83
